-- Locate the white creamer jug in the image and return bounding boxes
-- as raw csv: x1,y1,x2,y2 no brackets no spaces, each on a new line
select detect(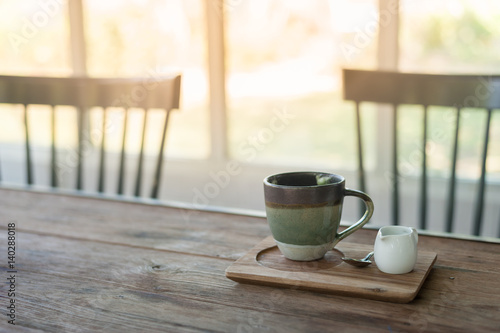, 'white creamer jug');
374,226,418,274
